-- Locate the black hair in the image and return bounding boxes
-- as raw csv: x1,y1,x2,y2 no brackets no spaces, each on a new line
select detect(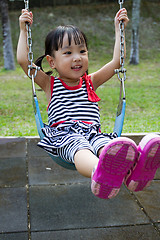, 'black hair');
35,25,88,75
